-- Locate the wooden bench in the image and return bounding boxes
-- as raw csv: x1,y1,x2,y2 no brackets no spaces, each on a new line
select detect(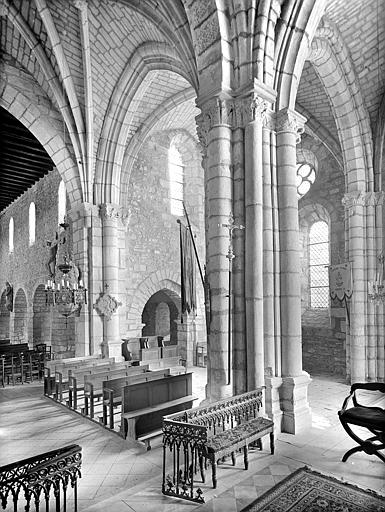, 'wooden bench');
120,372,197,449
66,361,139,409
163,389,273,490
139,356,183,370
80,366,153,418
44,357,114,397
101,368,173,429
